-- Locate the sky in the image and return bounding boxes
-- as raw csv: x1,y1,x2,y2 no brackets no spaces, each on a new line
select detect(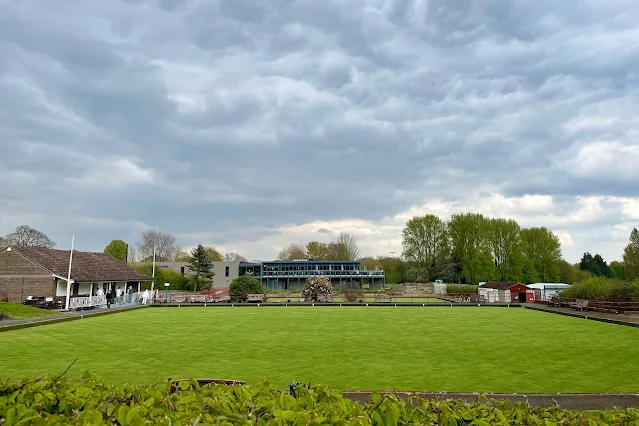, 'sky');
1,0,638,264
